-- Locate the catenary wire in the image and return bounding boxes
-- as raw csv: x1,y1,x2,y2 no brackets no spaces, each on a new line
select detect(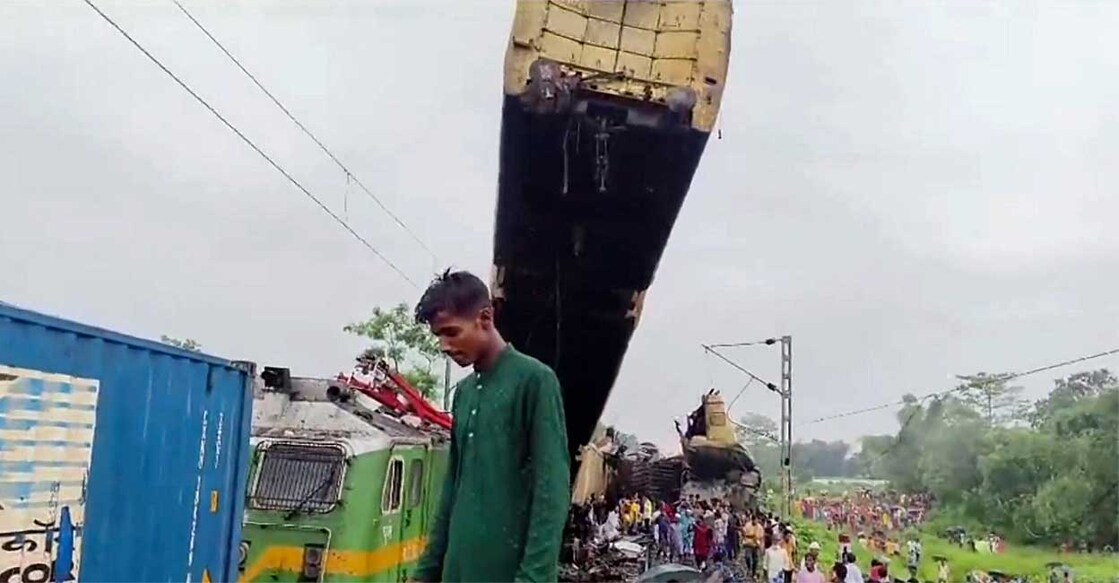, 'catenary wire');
83,0,419,288
822,346,1119,468
702,344,781,395
804,347,1119,426
170,0,438,264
